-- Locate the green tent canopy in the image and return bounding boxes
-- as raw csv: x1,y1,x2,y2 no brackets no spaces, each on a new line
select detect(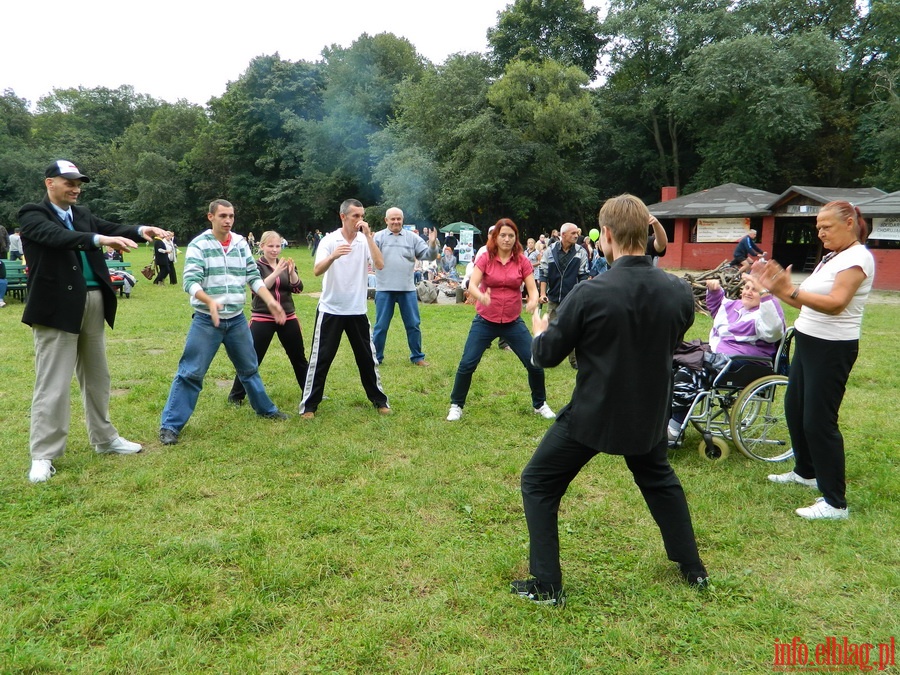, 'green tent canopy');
440,222,481,234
